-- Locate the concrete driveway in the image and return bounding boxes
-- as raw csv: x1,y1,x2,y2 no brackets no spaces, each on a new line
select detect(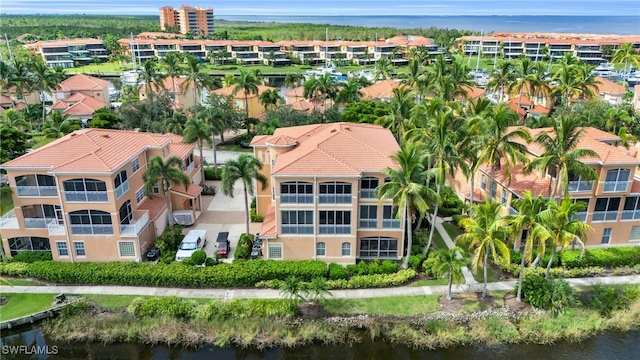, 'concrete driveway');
193,180,262,263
